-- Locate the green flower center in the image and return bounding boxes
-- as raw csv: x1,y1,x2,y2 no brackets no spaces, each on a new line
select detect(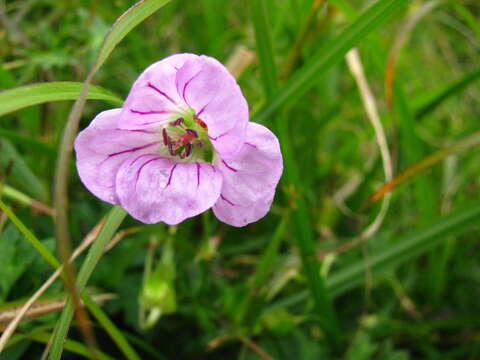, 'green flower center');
161,109,214,163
